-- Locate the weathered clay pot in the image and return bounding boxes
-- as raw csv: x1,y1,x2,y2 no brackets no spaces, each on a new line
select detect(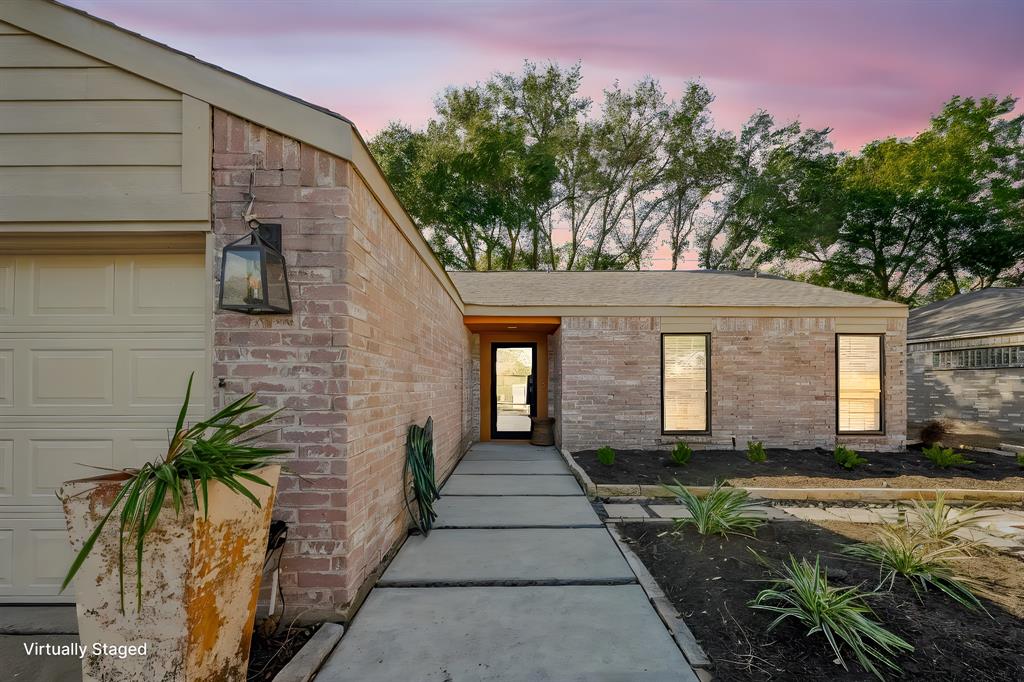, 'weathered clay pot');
60,465,280,681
